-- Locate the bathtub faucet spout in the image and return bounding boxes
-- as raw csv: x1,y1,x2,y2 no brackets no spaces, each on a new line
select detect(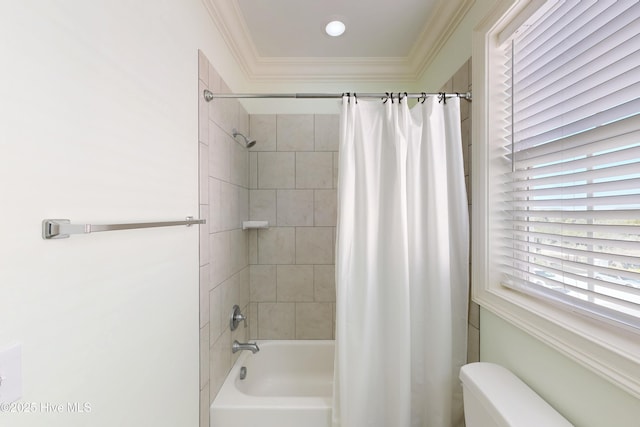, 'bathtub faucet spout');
232,340,260,354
